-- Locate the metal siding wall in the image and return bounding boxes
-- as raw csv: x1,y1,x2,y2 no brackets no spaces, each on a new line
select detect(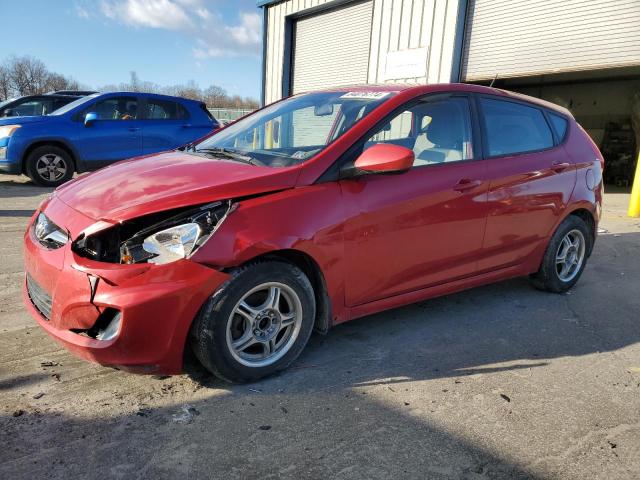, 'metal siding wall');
367,0,461,85
292,1,374,93
463,0,640,81
264,0,461,104
264,0,334,105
